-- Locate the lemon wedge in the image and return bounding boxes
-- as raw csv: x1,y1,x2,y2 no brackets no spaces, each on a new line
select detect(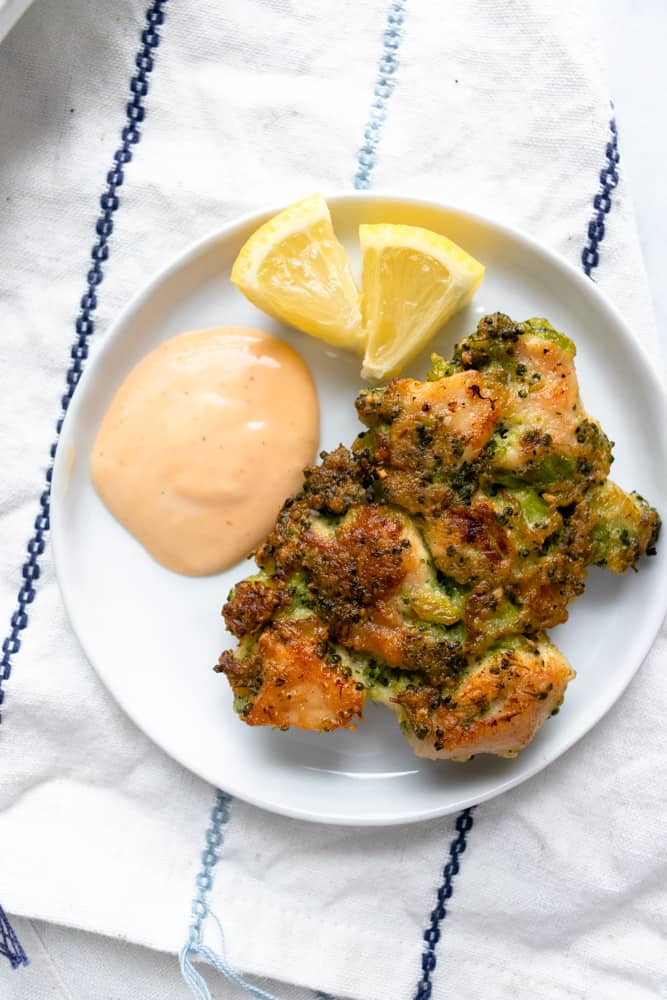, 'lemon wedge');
359,224,484,380
231,194,364,352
